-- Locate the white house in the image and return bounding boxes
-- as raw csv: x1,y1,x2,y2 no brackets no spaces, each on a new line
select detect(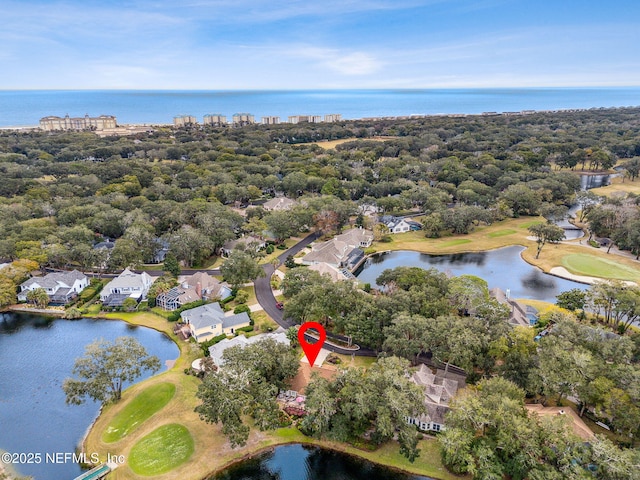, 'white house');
381,216,412,234
180,303,251,342
100,268,155,306
18,270,89,305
